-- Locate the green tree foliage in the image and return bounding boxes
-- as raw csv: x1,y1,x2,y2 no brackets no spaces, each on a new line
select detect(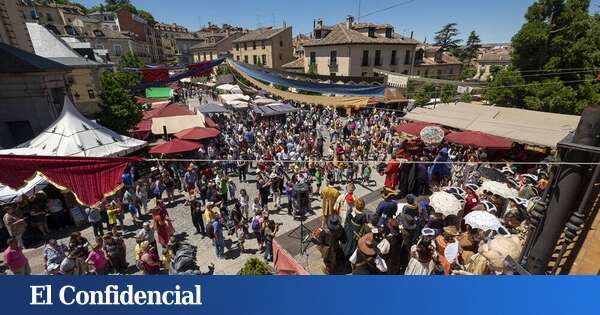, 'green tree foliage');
441,84,457,103
434,23,462,50
461,65,477,80
307,63,318,75
460,92,473,103
486,0,600,114
239,257,270,275
485,68,527,107
414,83,436,106
274,84,288,91
97,53,143,134
462,31,481,62
89,1,155,24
